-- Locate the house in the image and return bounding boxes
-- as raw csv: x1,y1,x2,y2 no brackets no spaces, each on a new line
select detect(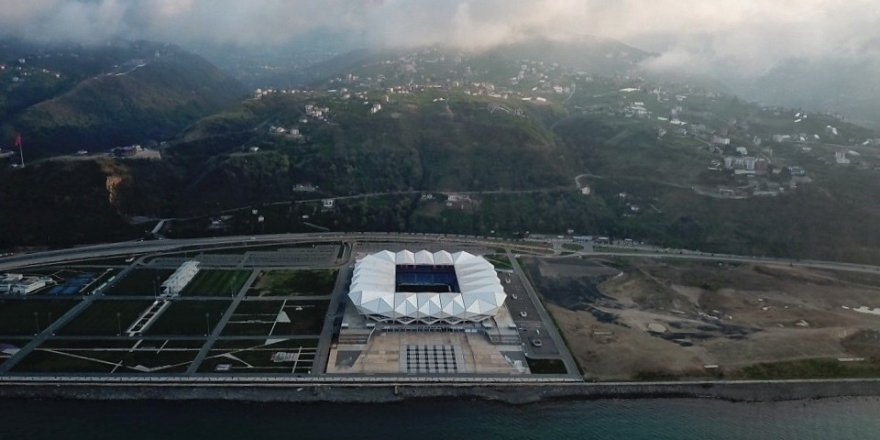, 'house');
772,134,792,143
0,273,54,295
835,151,851,165
370,103,382,114
711,135,731,146
788,166,806,176
322,198,335,209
